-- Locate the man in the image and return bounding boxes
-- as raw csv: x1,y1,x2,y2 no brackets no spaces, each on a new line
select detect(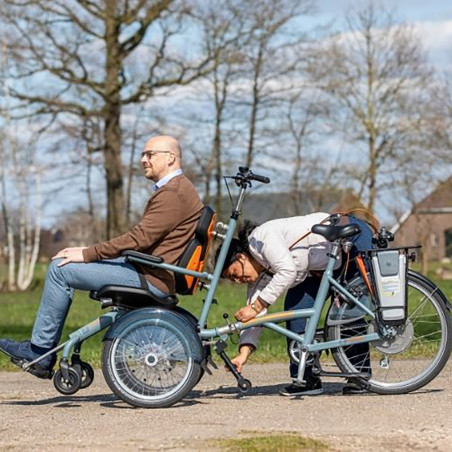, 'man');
0,135,203,378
